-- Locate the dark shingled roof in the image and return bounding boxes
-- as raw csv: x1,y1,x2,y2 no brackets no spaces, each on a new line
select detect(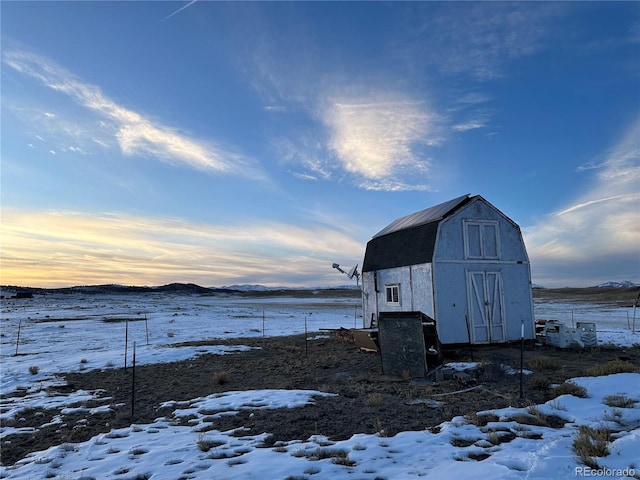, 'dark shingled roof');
363,194,472,272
